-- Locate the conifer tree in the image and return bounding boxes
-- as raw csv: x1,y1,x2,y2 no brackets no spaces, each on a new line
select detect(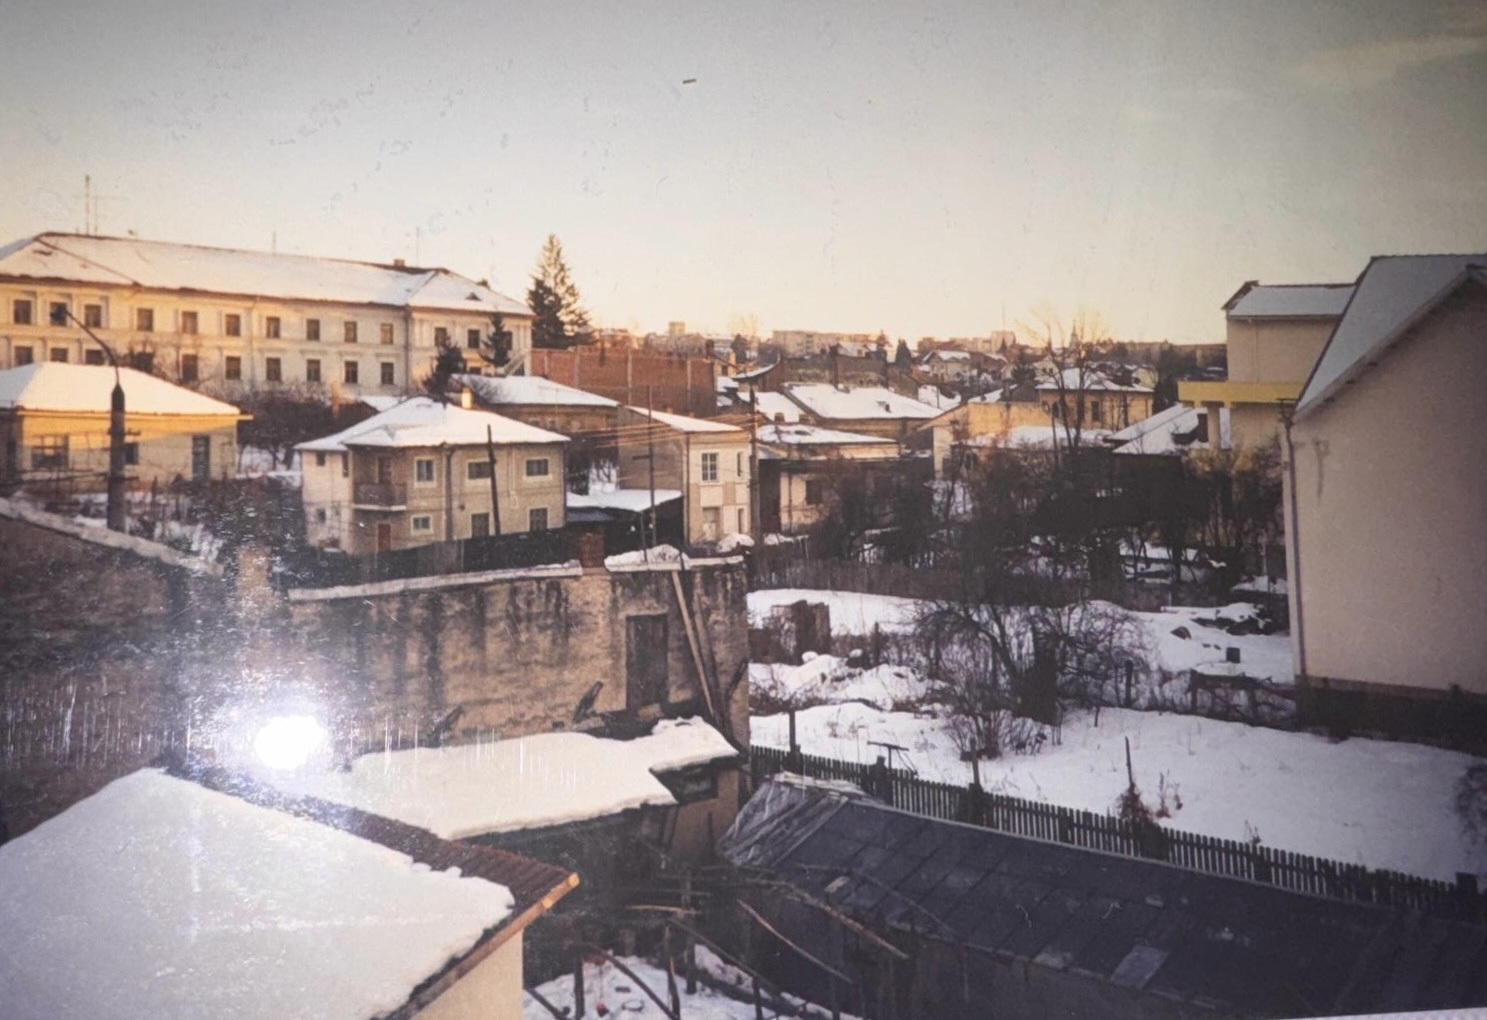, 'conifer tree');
527,234,591,349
